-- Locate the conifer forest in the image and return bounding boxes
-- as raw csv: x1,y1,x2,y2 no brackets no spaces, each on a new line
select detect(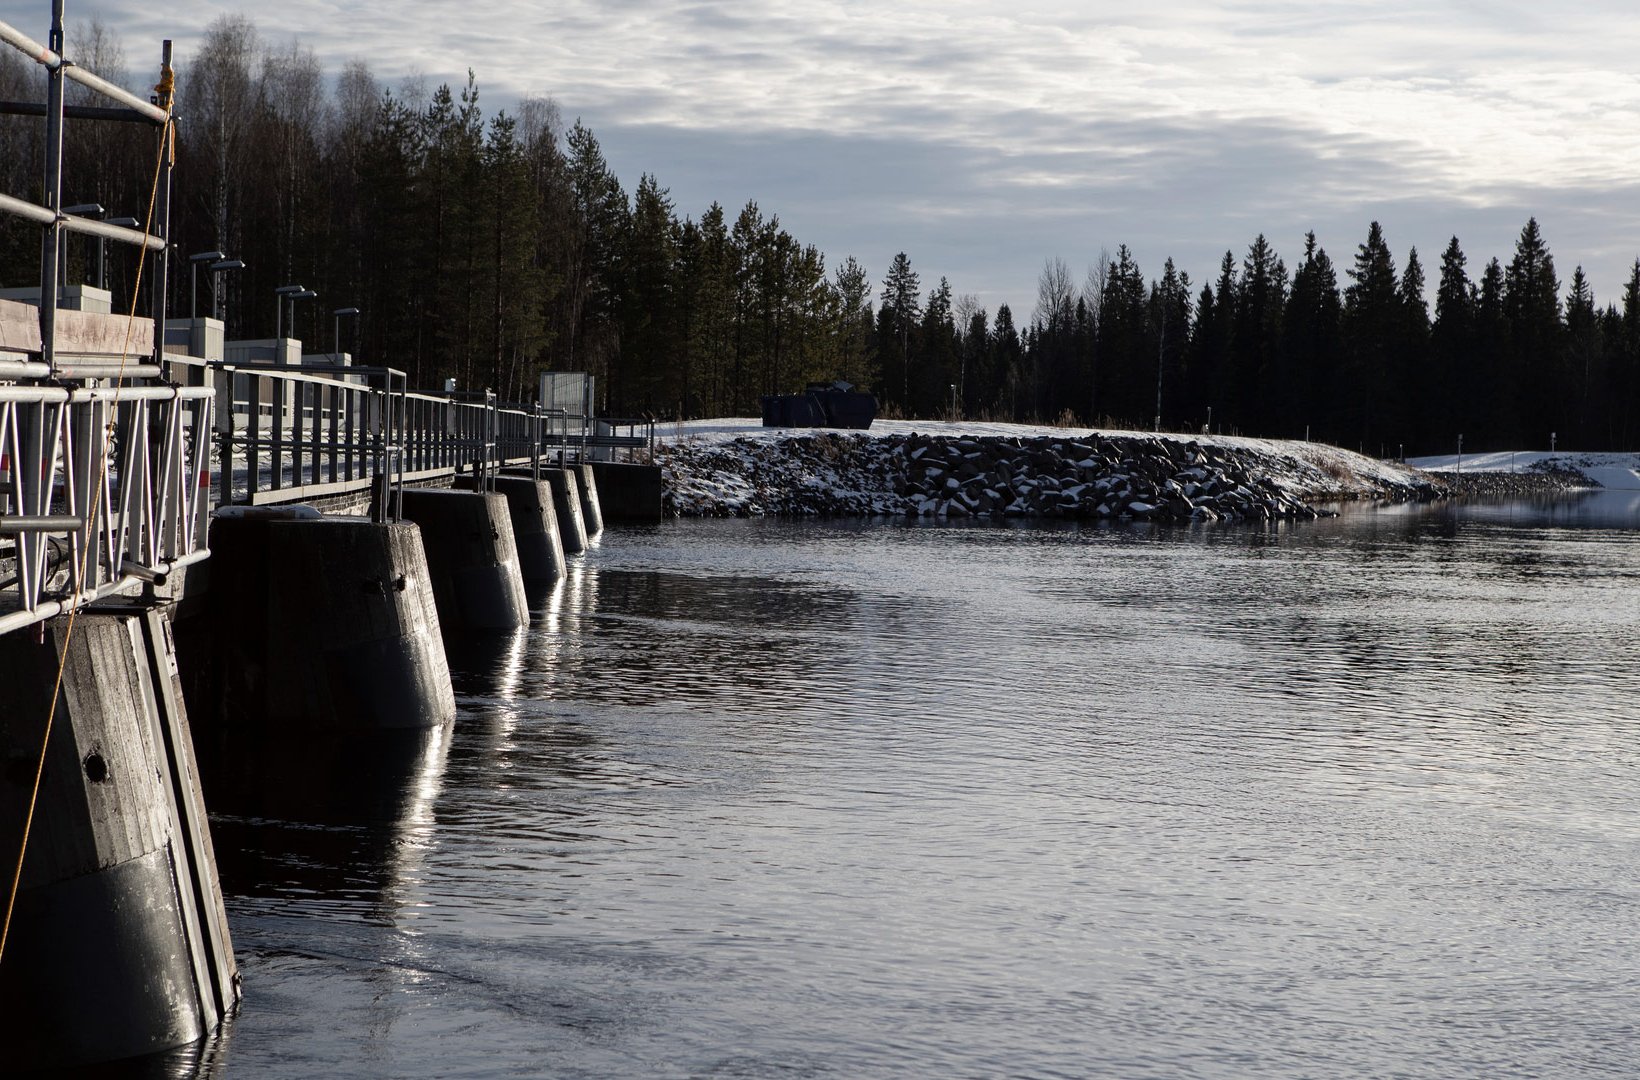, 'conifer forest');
4,16,1640,456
